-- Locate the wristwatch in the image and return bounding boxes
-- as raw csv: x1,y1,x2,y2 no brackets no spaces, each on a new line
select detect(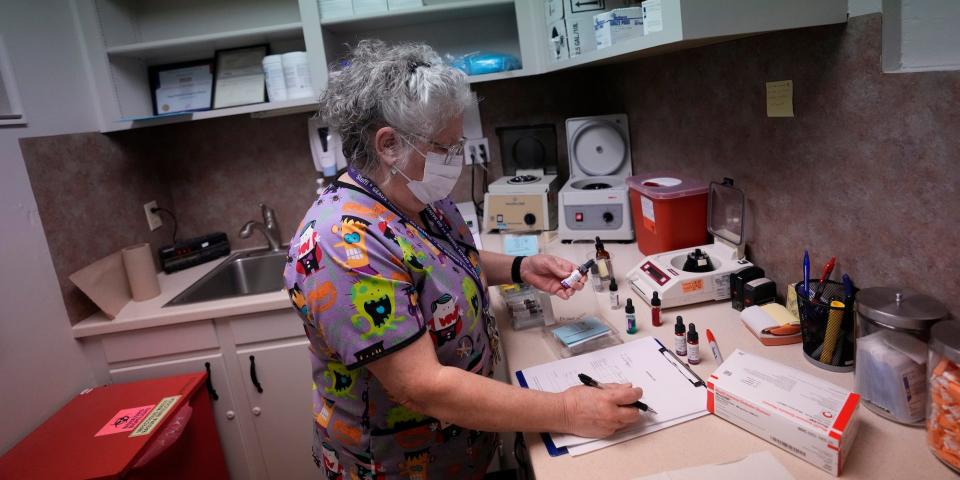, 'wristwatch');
511,256,525,284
